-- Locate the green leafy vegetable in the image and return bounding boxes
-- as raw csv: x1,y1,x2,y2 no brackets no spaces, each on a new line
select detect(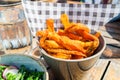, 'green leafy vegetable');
0,65,7,80
0,65,44,80
17,65,44,80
